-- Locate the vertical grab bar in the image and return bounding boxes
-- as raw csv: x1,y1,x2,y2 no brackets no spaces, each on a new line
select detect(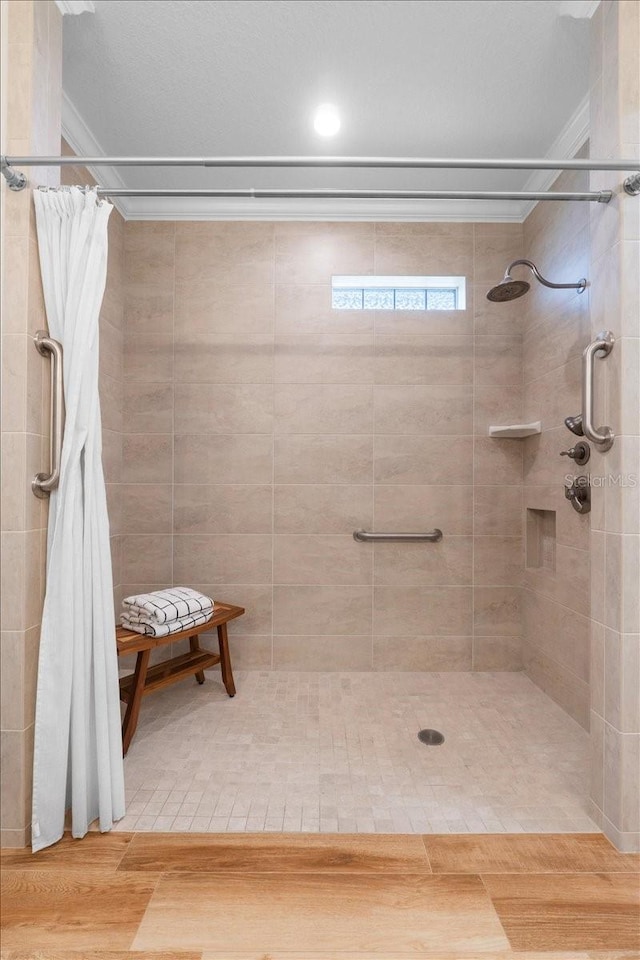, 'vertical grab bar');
32,330,64,498
582,330,614,451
